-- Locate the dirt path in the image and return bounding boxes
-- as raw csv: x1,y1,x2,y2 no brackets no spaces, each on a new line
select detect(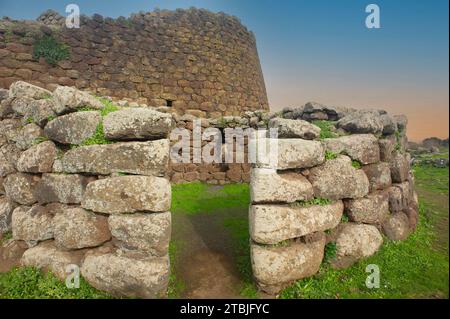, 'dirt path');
172,211,244,298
